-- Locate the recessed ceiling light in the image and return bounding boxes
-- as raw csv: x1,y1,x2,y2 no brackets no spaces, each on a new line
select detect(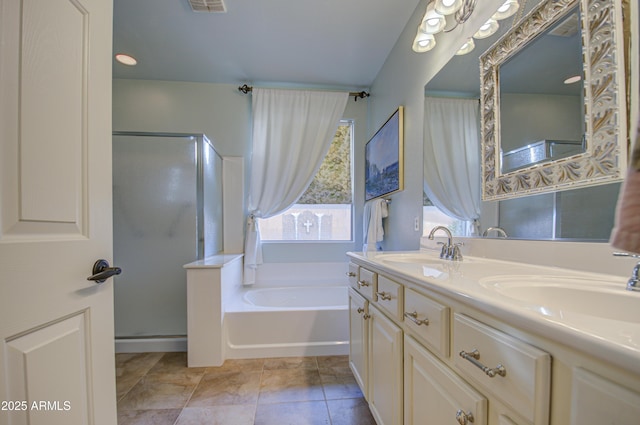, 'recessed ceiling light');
115,54,137,66
564,75,582,84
